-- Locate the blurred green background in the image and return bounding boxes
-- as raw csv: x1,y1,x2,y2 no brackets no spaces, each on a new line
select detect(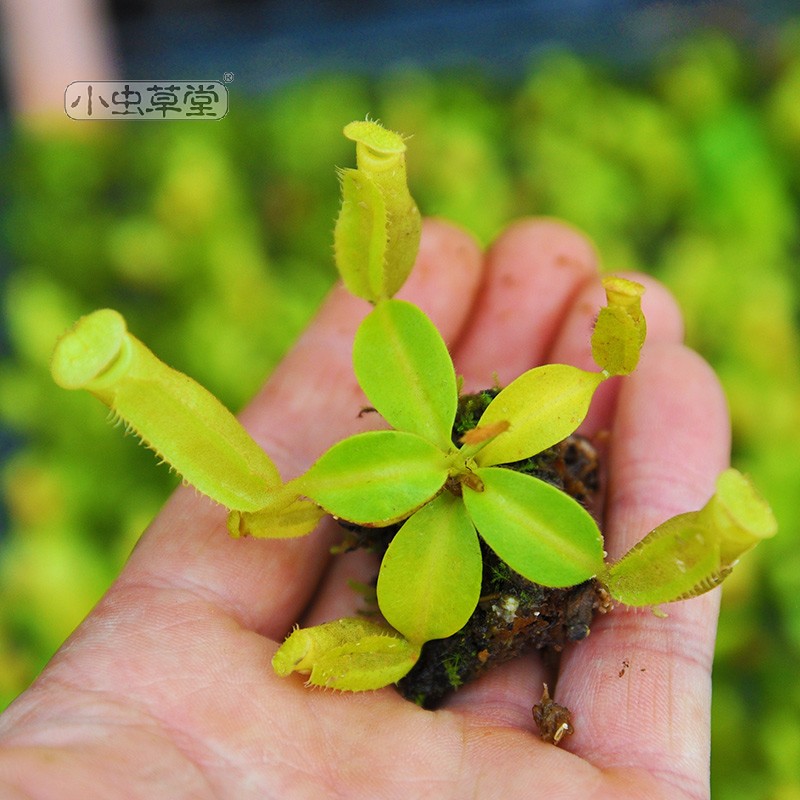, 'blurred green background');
2,8,800,799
